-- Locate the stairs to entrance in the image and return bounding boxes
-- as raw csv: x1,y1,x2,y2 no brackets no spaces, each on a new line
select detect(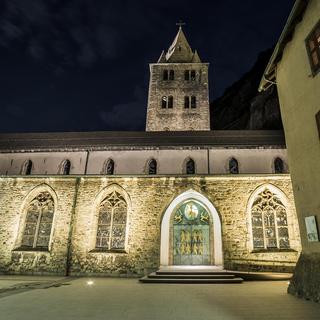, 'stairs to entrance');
139,268,243,284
